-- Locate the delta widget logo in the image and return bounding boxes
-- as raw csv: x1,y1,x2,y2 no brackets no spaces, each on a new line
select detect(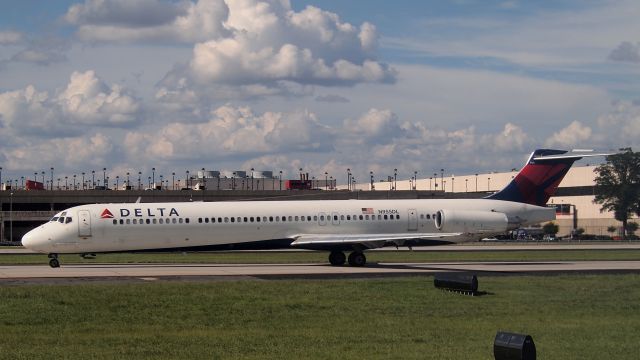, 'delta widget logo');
100,209,114,219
